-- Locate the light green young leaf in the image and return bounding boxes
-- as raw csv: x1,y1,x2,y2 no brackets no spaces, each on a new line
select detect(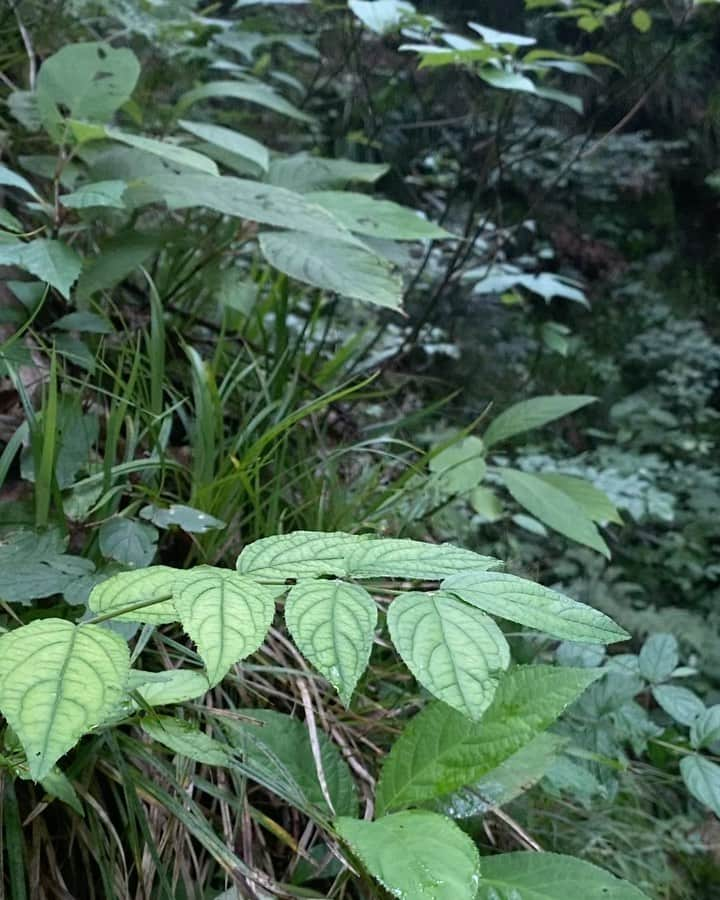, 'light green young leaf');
139,503,226,533
430,436,486,495
173,569,276,685
484,395,596,447
443,571,627,644
142,716,231,766
36,42,140,140
631,8,652,32
500,468,610,557
346,539,500,580
104,128,219,175
476,851,650,899
348,0,416,34
236,531,372,579
0,240,82,300
127,670,211,706
88,565,180,624
224,708,358,816
60,180,127,209
388,592,509,720
177,80,312,122
305,191,452,240
376,665,601,813
681,754,720,818
638,633,679,684
537,473,622,525
259,230,404,309
690,706,720,750
470,486,503,521
468,22,536,47
267,154,388,192
336,811,480,900
285,581,377,705
98,518,158,568
0,163,42,200
652,684,705,726
0,619,130,780
177,120,269,172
